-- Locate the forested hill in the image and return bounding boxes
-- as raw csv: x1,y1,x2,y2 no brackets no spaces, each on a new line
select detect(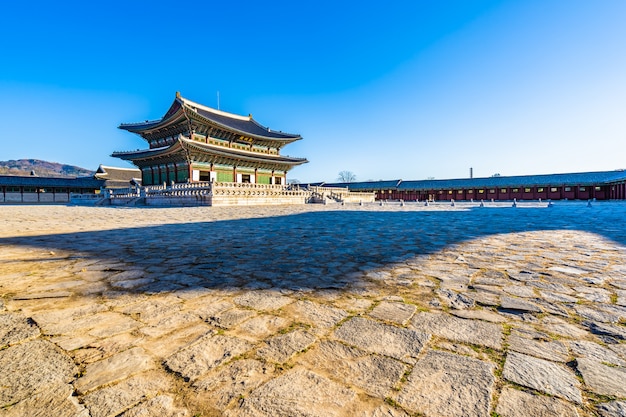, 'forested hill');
0,159,94,177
